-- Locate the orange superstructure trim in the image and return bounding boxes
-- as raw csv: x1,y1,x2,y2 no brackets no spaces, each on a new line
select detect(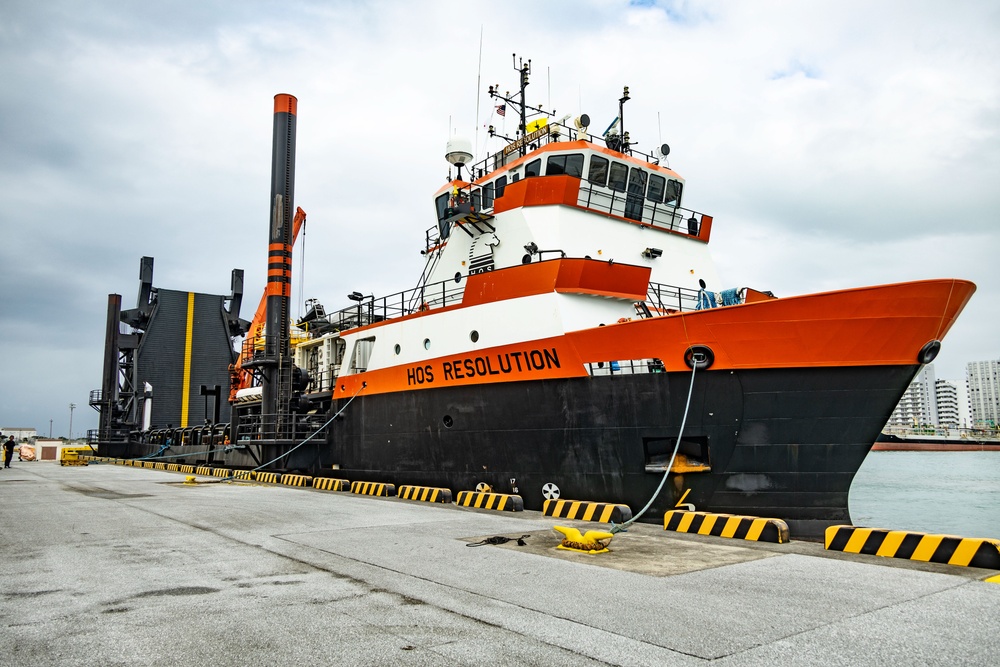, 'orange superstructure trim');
463,258,650,306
